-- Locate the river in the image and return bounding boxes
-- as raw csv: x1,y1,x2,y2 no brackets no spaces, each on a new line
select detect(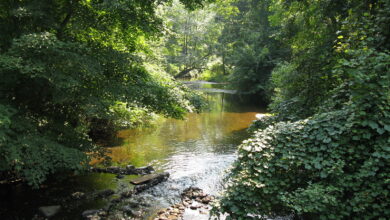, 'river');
0,81,265,219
